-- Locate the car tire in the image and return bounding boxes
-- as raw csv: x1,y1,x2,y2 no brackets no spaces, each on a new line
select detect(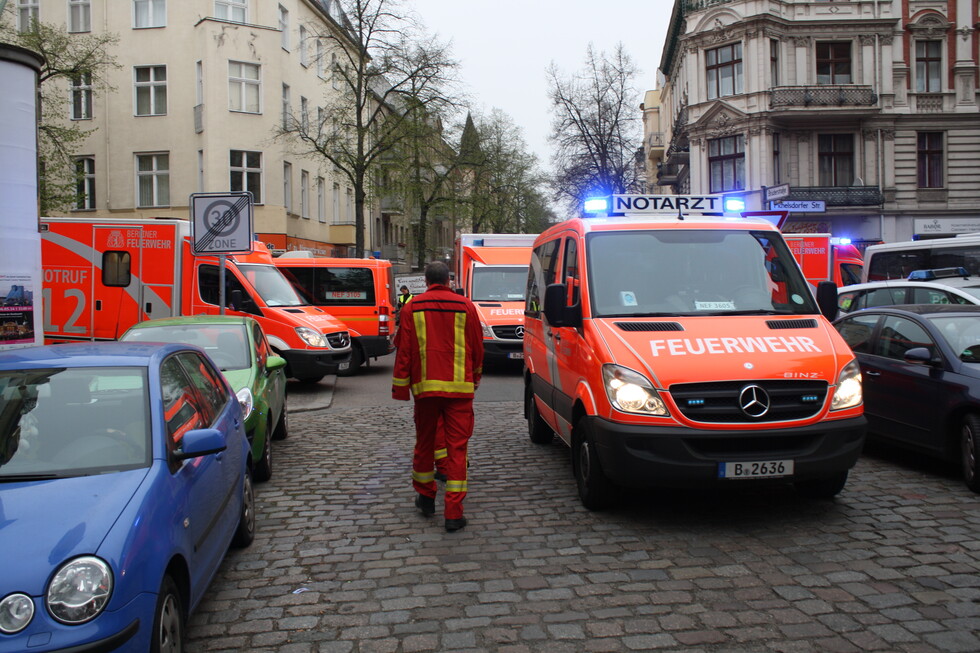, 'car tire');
231,473,256,548
272,396,289,441
960,414,980,493
295,375,324,384
794,471,848,499
150,575,183,653
253,420,272,482
525,384,554,445
573,419,616,511
338,344,363,377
